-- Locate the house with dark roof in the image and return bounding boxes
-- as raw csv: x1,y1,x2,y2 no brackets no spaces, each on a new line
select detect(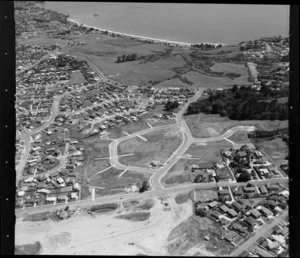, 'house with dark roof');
250,209,261,219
